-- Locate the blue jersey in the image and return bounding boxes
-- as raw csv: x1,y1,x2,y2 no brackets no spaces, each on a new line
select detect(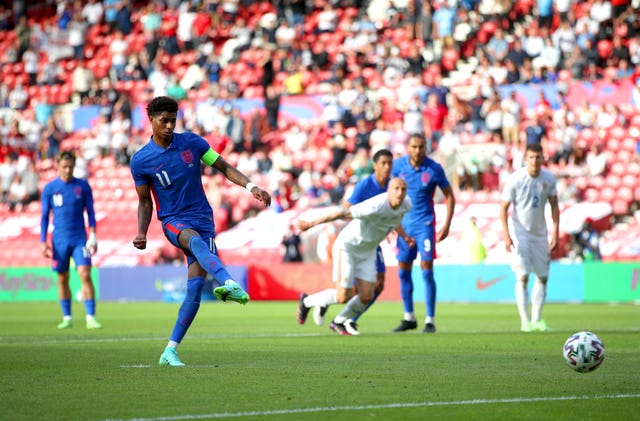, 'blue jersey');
391,155,450,228
130,132,213,222
40,177,96,243
347,175,388,205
